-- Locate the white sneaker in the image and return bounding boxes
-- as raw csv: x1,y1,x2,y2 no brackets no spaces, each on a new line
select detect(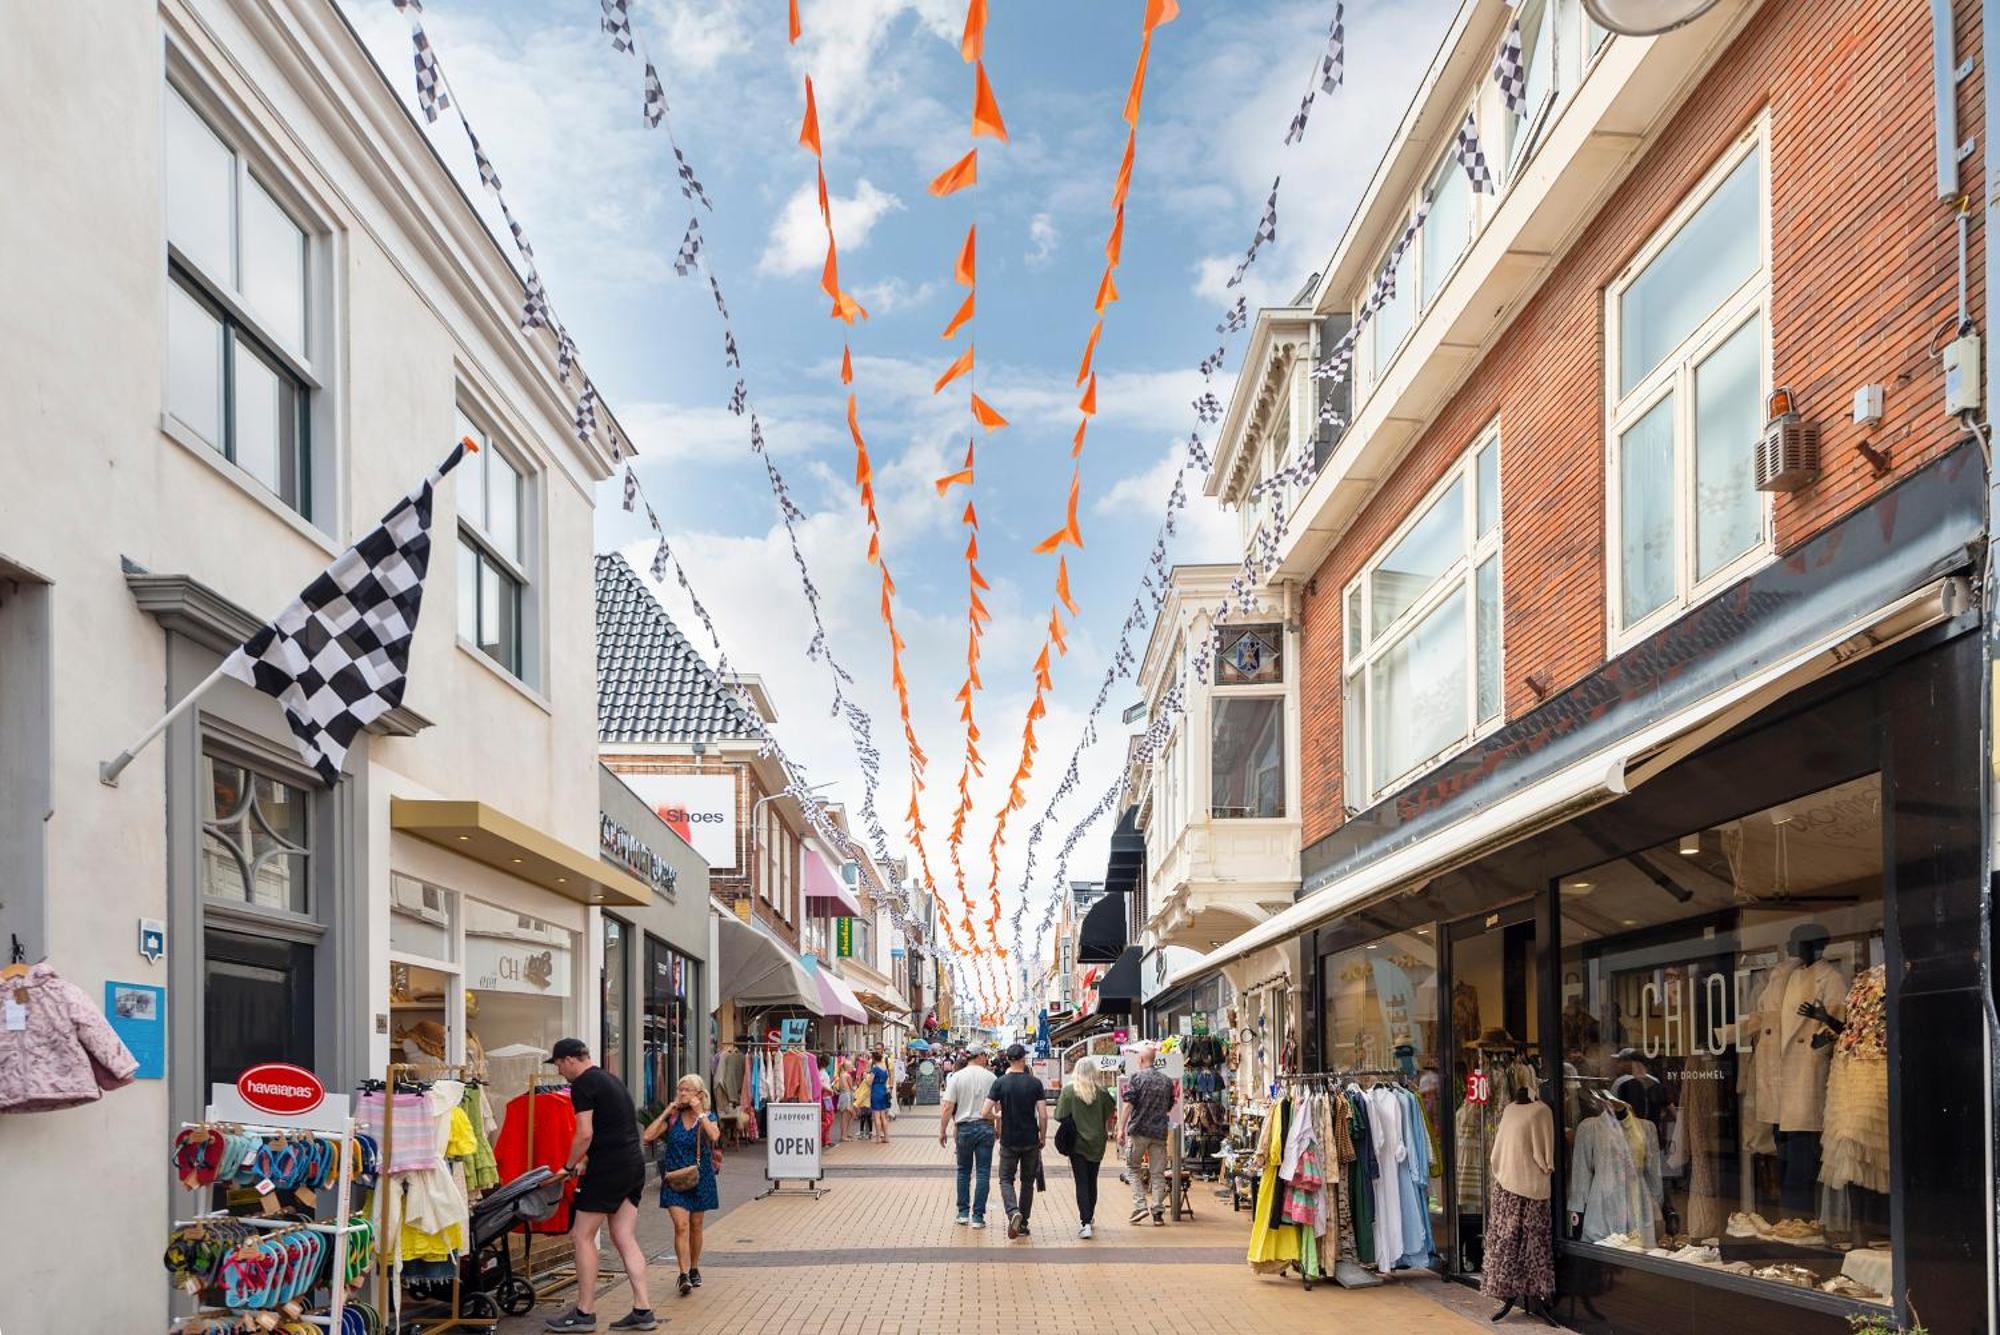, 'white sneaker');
1079,1223,1094,1239
970,1218,987,1230
955,1213,969,1226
